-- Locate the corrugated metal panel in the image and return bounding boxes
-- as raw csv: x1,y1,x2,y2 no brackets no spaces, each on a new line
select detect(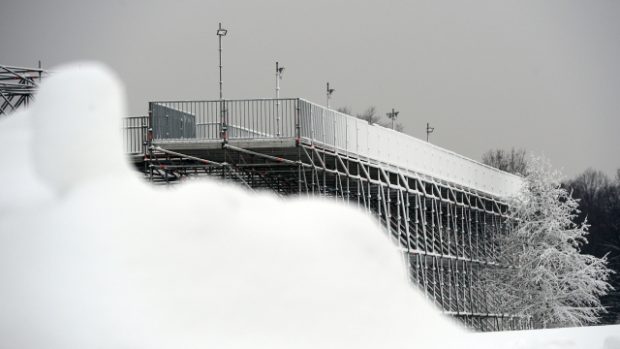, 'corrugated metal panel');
151,103,196,139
